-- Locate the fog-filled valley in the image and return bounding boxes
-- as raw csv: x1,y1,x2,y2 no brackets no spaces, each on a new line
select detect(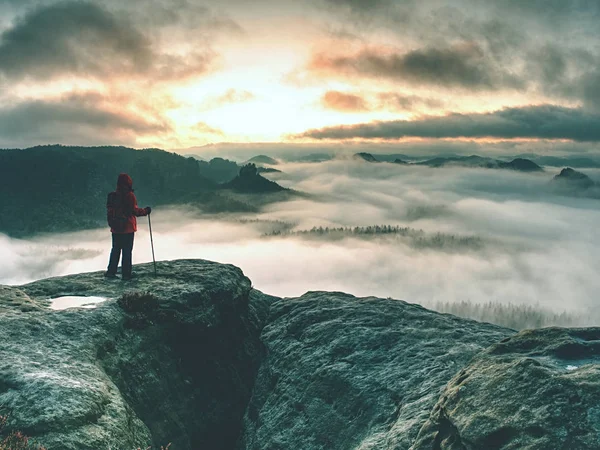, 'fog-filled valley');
2,152,599,329
4,0,600,446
